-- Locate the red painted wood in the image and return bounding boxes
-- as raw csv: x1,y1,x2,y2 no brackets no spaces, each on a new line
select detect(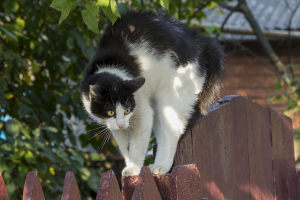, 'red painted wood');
132,166,162,200
122,175,139,200
61,171,80,200
96,170,122,200
246,101,274,199
279,112,298,199
193,96,251,199
270,109,299,199
153,174,171,200
0,173,9,200
23,171,45,200
297,169,300,198
170,164,201,200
